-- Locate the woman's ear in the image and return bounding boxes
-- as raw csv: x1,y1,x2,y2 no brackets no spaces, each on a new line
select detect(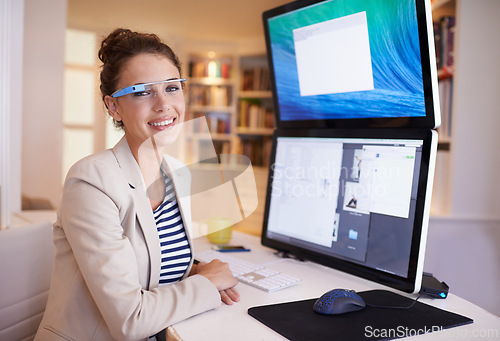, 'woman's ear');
104,95,122,122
